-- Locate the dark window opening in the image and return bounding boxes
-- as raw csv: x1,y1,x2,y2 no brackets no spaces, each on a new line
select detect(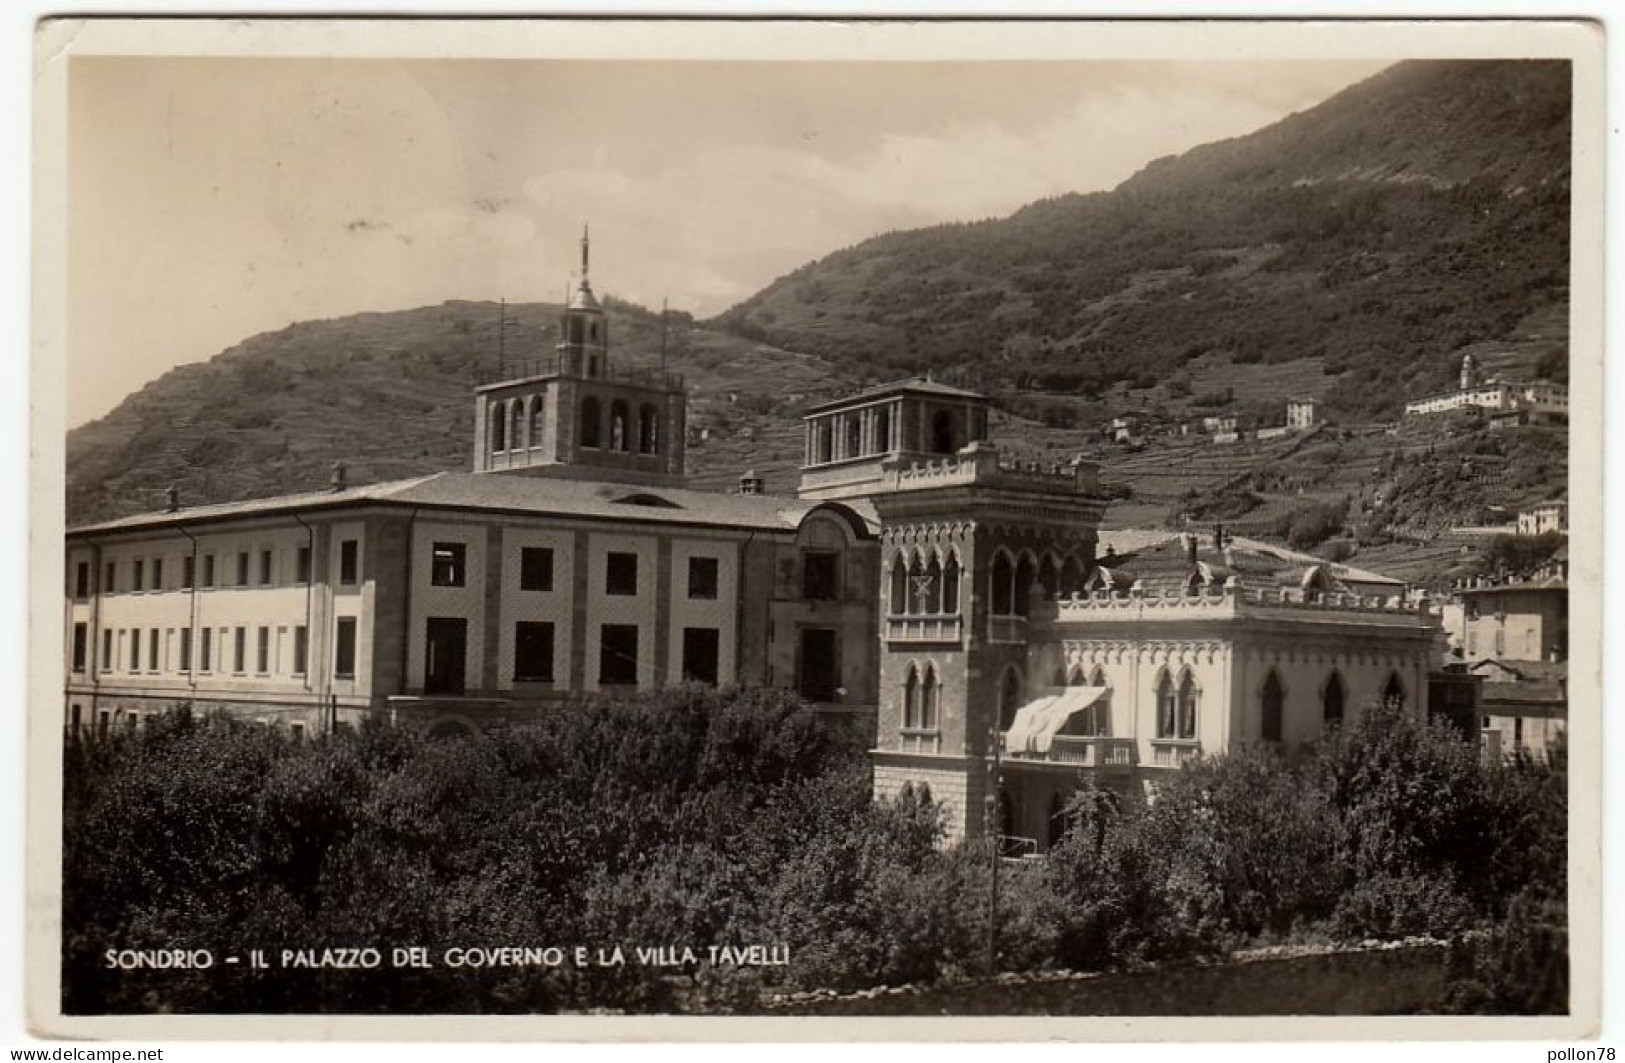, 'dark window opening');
232,627,246,673
424,617,467,694
682,627,720,685
599,624,640,686
259,549,273,586
1261,670,1284,744
148,628,160,671
580,396,602,448
71,623,87,672
104,562,116,593
235,552,249,587
431,542,467,587
520,547,554,592
203,555,215,588
931,409,955,454
606,552,638,596
296,546,311,584
182,555,195,589
514,621,555,682
152,558,164,590
74,562,89,598
334,618,357,679
1323,672,1346,727
133,559,145,592
797,627,839,702
179,629,192,672
256,627,270,673
128,630,140,671
339,540,359,585
293,626,308,675
199,628,212,672
803,551,839,601
687,556,719,600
